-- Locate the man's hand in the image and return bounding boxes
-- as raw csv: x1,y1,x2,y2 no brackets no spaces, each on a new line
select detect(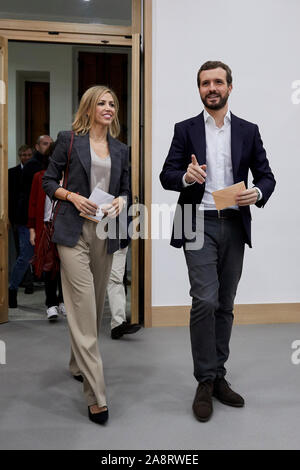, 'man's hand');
101,197,125,219
185,154,207,184
236,188,259,206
